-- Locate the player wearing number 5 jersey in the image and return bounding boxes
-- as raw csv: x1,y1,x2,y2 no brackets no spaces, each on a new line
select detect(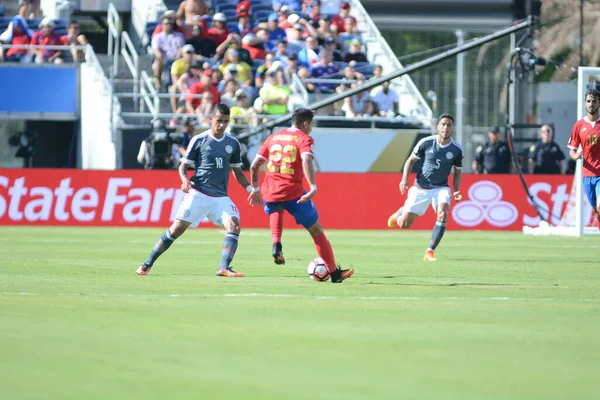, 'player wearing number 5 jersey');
249,108,354,283
568,88,600,230
387,113,464,261
137,104,261,277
